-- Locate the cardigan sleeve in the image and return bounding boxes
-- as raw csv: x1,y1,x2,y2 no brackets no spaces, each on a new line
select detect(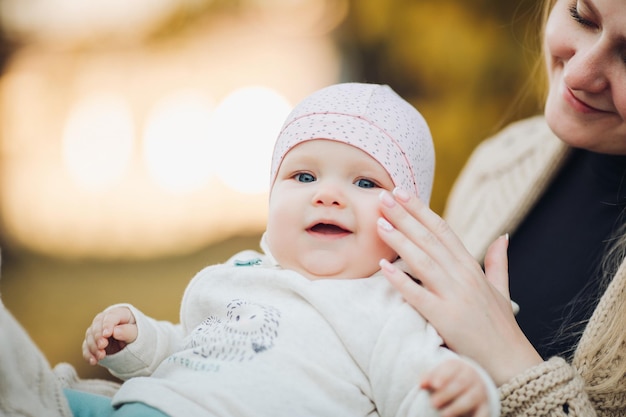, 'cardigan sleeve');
499,357,597,417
